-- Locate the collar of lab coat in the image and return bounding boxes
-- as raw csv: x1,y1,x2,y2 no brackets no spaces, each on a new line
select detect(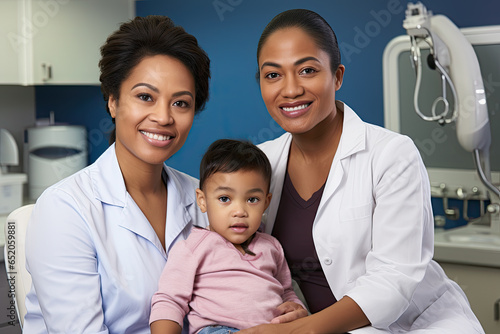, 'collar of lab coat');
90,144,127,207
90,144,196,207
88,144,196,254
320,101,367,209
336,101,366,160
